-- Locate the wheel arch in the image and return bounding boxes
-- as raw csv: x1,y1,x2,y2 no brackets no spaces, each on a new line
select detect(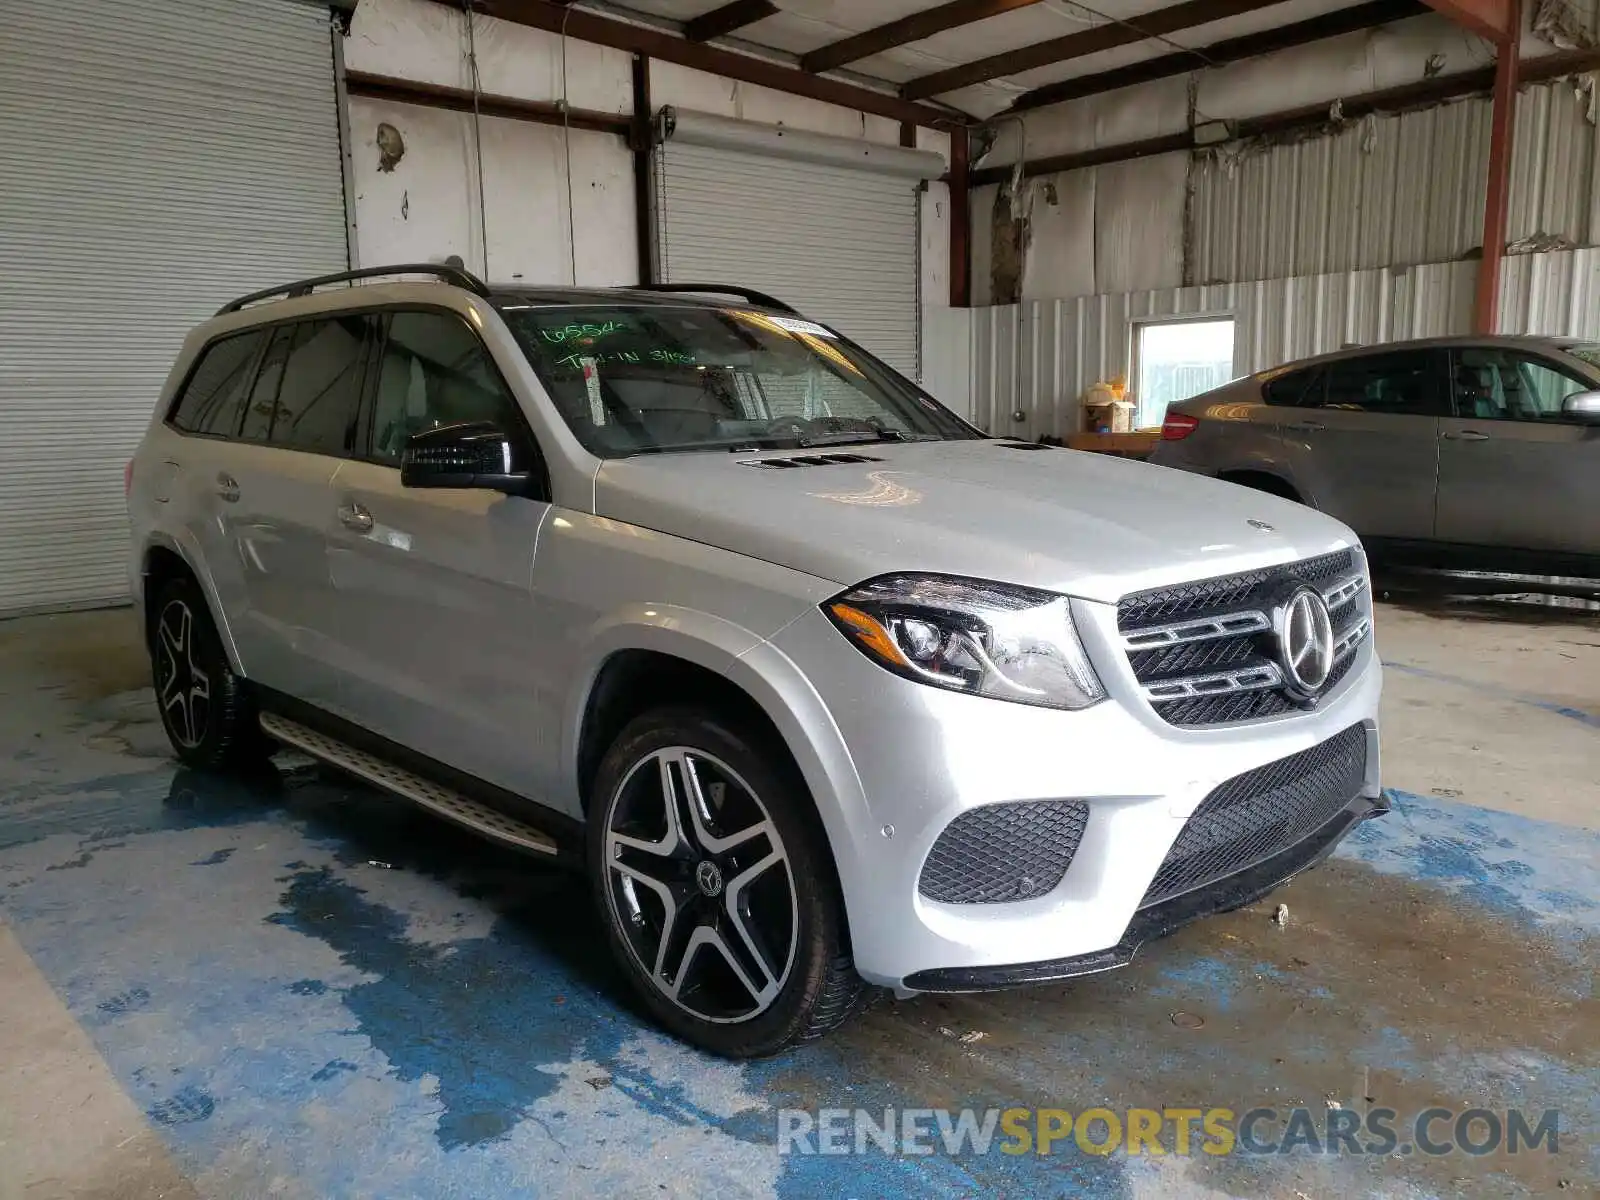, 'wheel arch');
574,646,791,813
1217,468,1306,504
563,613,871,931
139,533,245,673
